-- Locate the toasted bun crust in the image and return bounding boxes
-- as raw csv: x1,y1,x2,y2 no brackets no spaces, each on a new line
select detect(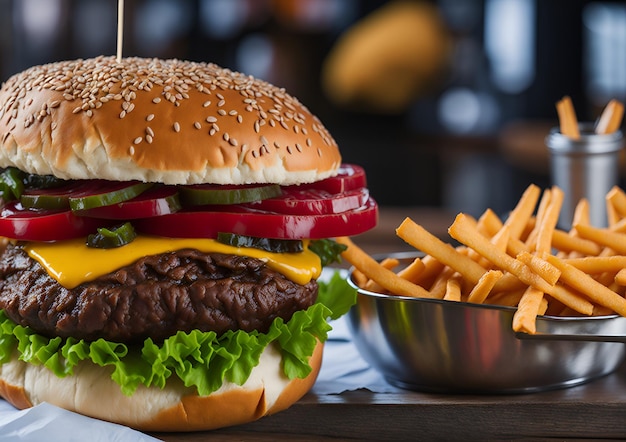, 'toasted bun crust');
0,56,341,185
0,341,323,432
